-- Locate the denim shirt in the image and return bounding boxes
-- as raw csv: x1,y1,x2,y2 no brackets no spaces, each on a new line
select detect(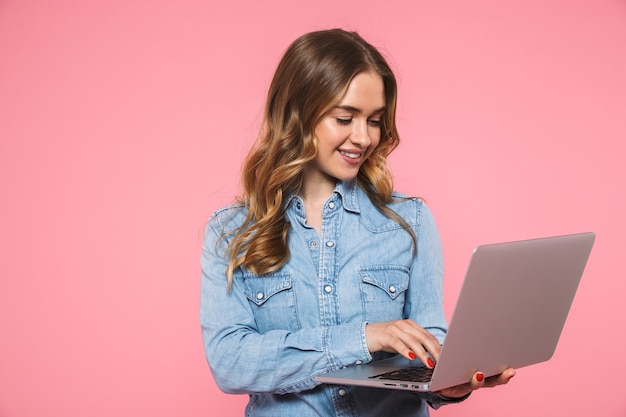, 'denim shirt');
200,180,465,416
